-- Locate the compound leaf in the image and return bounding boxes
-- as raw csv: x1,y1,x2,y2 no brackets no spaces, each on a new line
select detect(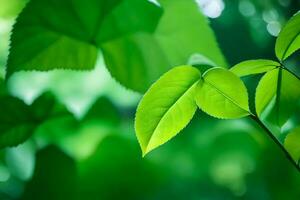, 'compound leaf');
275,12,300,61
195,68,250,119
230,59,280,77
135,65,200,156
